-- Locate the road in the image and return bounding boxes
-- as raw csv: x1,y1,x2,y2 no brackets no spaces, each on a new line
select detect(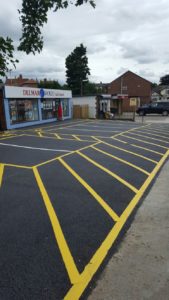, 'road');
0,119,169,299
